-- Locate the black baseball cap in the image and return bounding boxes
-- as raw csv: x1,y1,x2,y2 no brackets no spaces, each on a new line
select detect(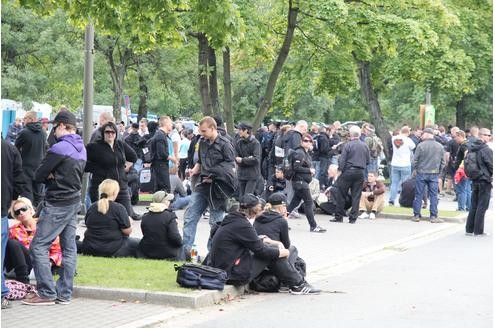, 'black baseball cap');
267,192,287,206
239,194,260,209
49,111,77,126
236,122,253,130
